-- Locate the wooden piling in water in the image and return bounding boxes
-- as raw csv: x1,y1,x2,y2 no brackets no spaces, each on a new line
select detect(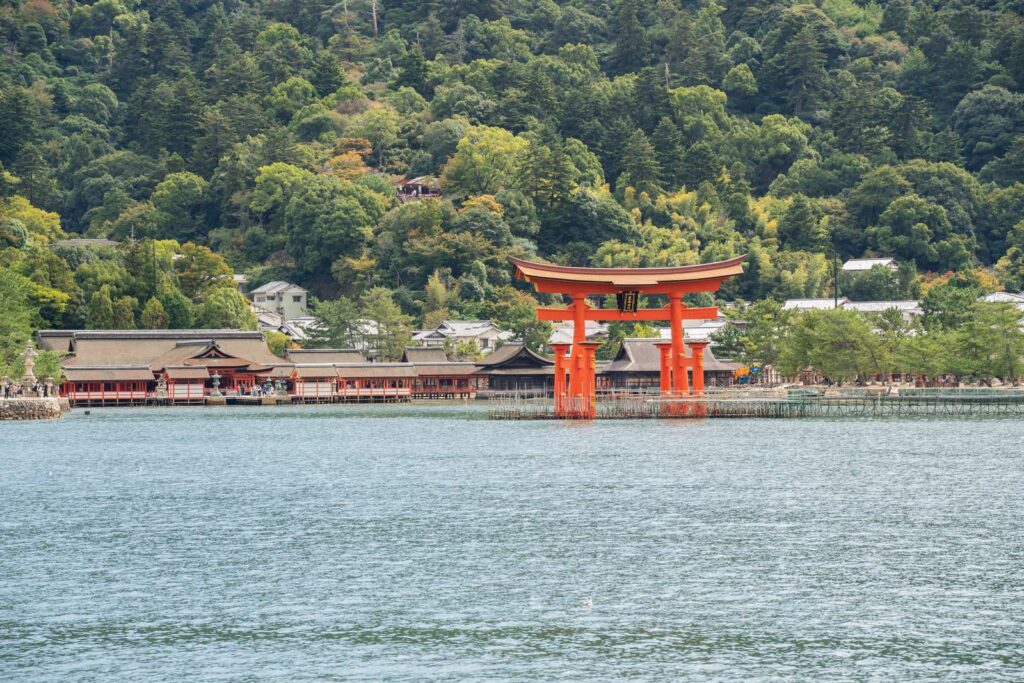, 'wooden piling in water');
488,389,1024,420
